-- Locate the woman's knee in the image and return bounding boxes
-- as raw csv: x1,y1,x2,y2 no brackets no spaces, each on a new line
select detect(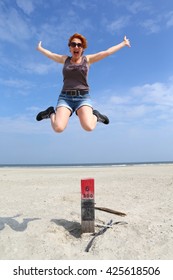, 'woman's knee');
81,122,96,131
50,110,70,133
77,107,97,131
51,123,66,133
